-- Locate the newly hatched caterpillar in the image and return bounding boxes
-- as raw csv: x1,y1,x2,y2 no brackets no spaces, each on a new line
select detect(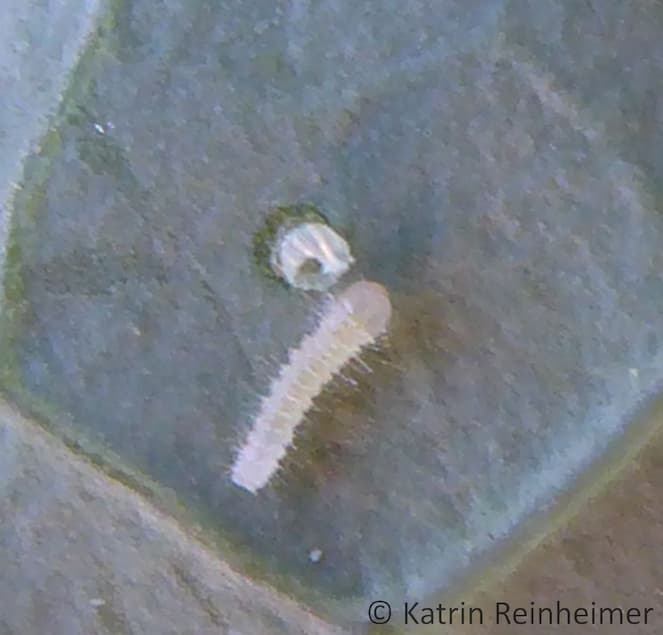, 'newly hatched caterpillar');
231,280,392,494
